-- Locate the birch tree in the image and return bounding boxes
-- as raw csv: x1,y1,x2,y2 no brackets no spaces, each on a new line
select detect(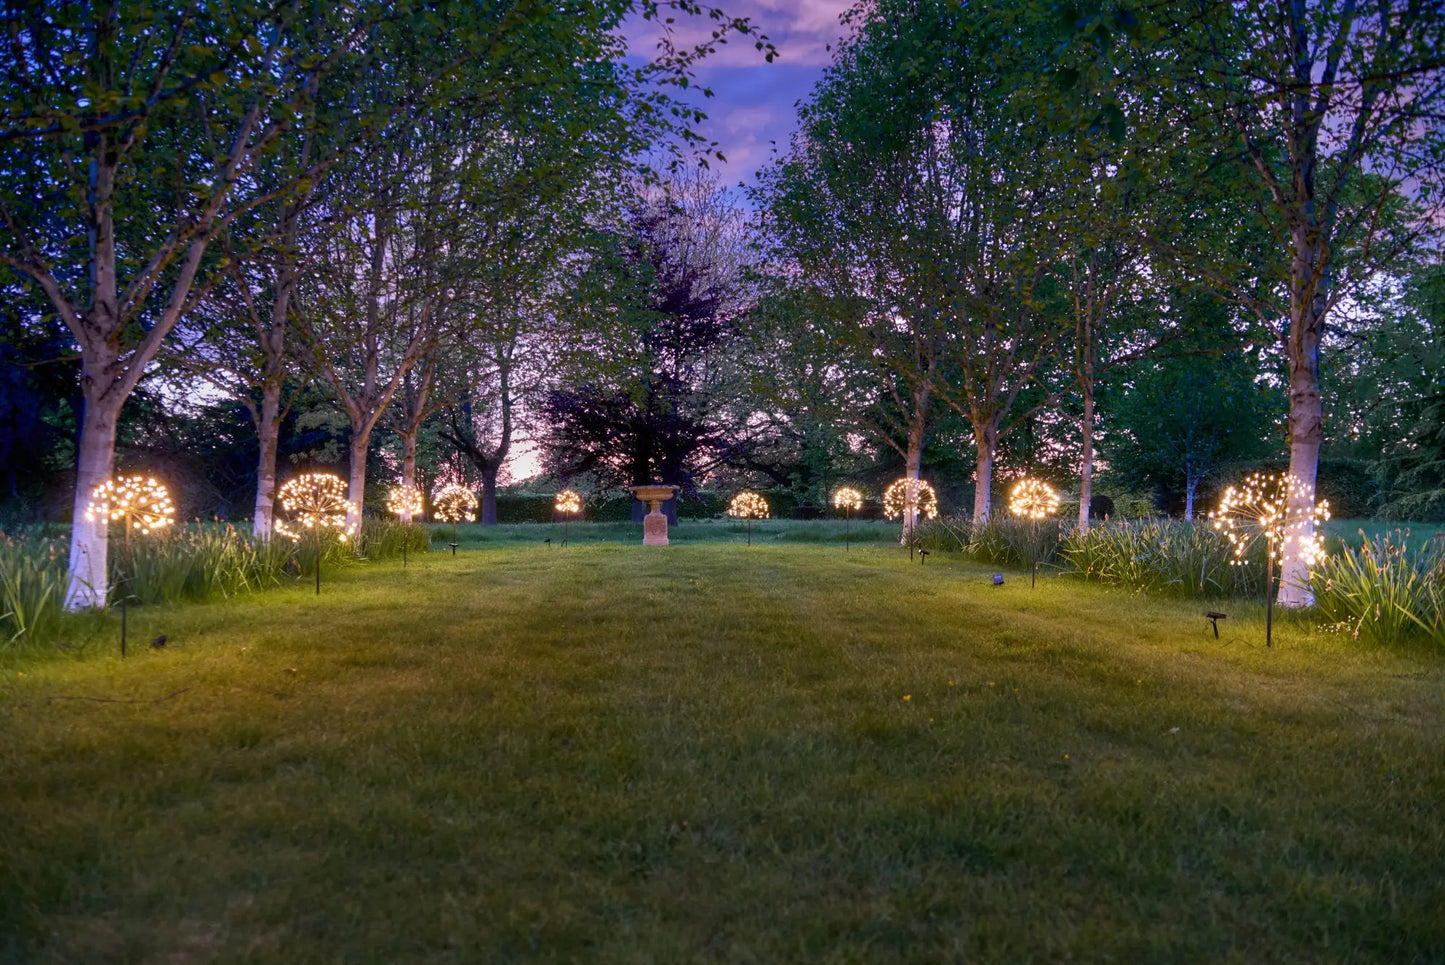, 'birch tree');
1110,1,1445,604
